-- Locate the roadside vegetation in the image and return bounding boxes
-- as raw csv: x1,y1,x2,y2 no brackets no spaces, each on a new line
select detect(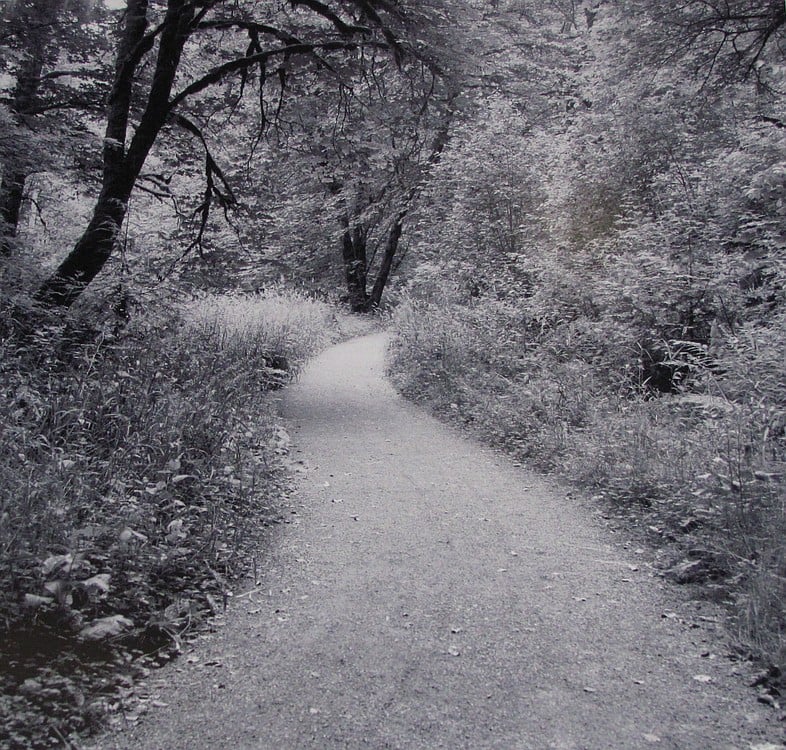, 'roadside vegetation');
384,0,786,692
390,294,785,673
0,288,332,747
388,20,786,687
